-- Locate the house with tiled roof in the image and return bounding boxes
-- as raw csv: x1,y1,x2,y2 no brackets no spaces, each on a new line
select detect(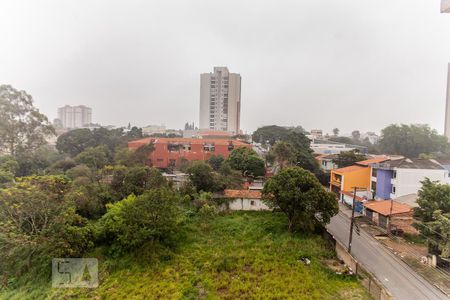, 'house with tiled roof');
363,200,417,234
215,189,270,211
